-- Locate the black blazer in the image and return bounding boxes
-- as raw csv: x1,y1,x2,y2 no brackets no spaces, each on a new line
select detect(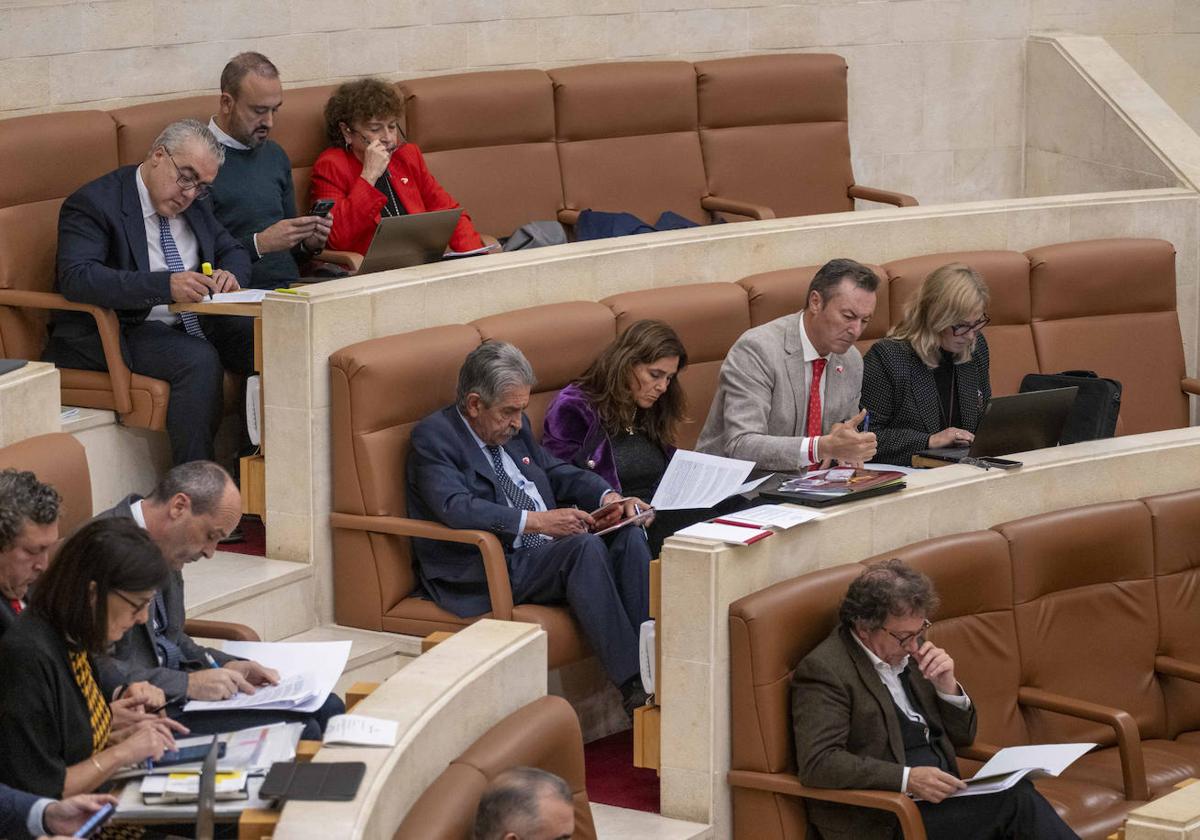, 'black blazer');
51,164,251,359
0,599,17,640
406,405,612,618
860,335,991,467
0,608,97,797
